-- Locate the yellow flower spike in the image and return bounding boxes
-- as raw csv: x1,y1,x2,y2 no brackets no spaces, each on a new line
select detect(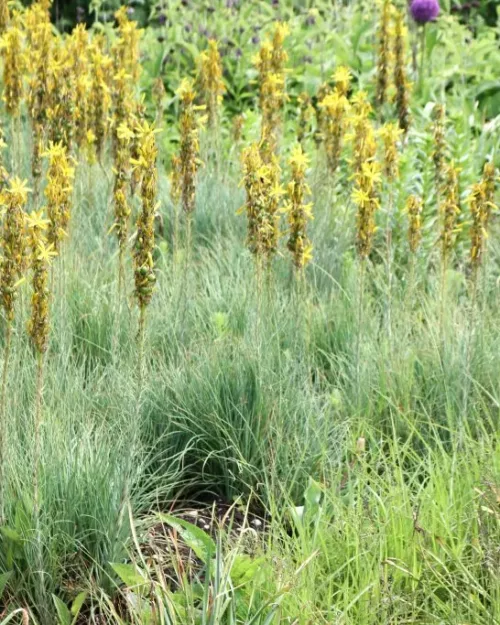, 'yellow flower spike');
319,90,350,173
333,66,352,98
482,161,497,227
285,145,313,269
43,142,75,252
378,122,403,180
198,39,225,130
393,8,411,132
257,22,289,159
440,162,461,264
133,121,158,311
376,0,392,107
0,176,29,323
1,23,25,117
406,194,423,254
